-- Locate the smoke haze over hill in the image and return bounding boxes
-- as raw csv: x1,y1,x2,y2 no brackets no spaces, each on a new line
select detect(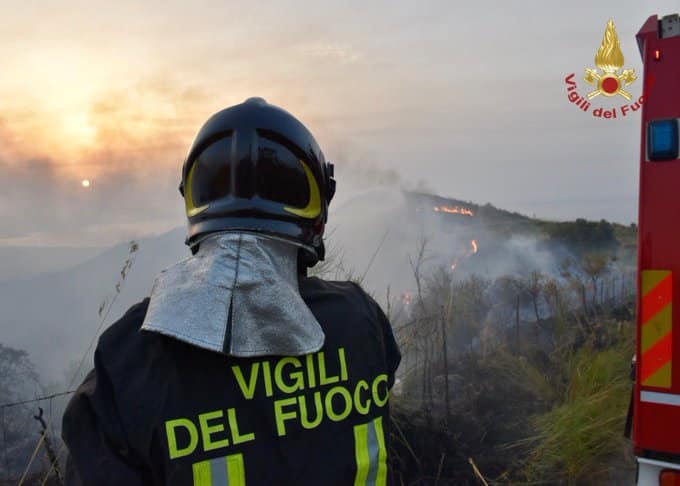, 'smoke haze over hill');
0,187,635,383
